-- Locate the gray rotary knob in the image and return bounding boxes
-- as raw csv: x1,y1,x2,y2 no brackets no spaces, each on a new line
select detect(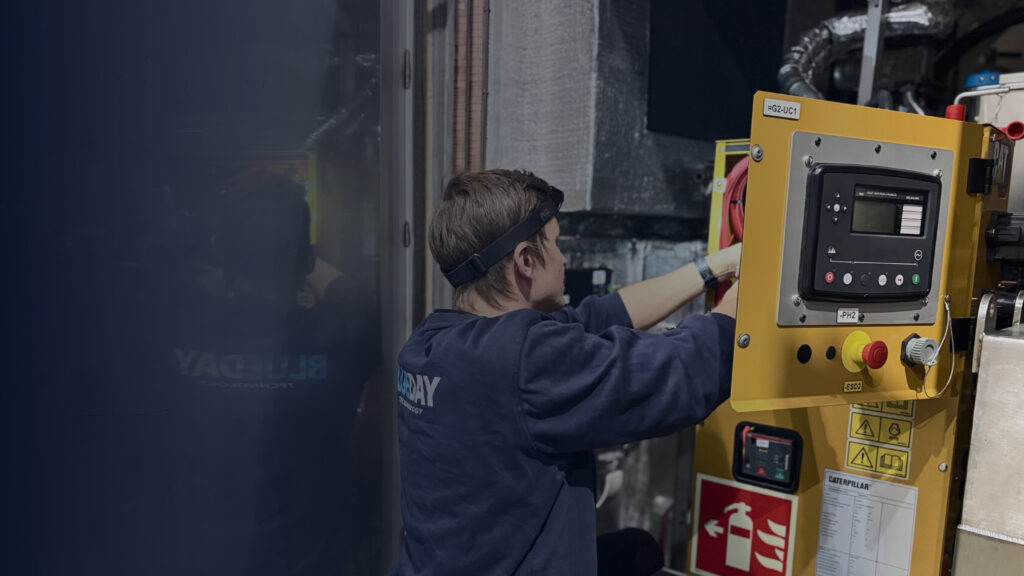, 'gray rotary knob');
904,336,939,367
